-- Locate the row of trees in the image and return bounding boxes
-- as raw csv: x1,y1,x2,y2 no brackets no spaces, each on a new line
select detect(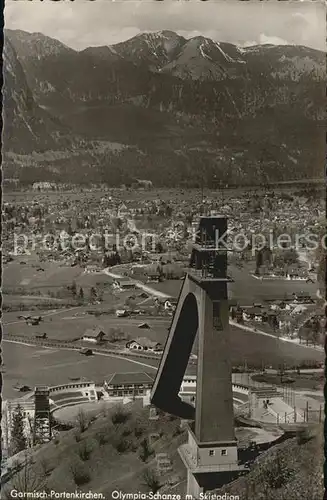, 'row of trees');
8,405,28,456
69,282,98,303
